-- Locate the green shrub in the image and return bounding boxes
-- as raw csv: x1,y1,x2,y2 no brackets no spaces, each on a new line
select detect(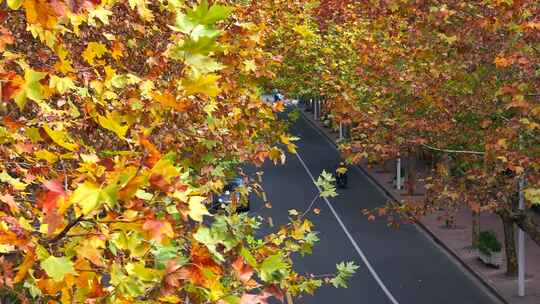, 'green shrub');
478,230,502,255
